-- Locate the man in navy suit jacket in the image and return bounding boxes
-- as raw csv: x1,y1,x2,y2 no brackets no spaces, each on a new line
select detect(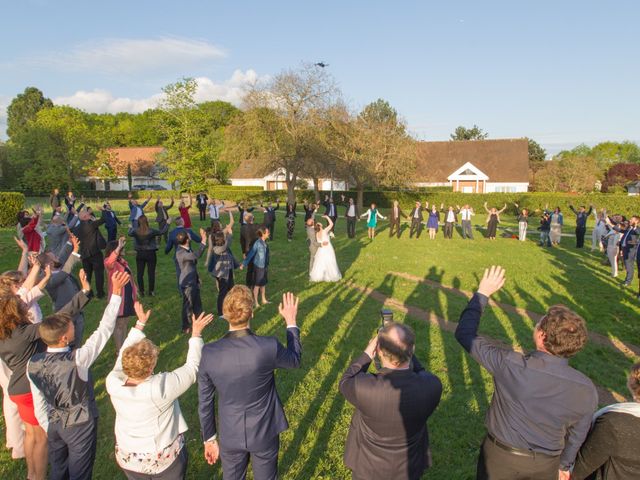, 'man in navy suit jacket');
198,286,302,480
